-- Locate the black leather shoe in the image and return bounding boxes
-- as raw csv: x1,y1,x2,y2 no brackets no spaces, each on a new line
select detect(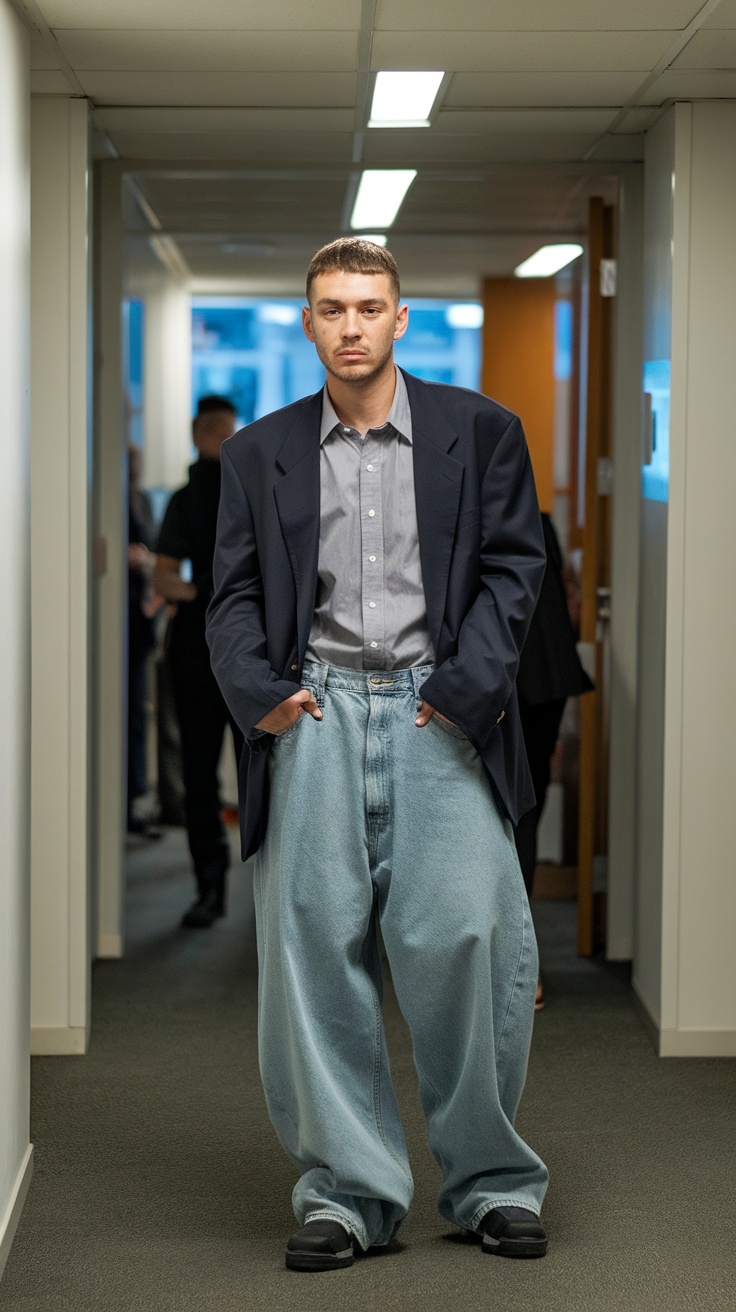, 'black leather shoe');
285,1220,354,1271
181,887,225,928
478,1207,547,1258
